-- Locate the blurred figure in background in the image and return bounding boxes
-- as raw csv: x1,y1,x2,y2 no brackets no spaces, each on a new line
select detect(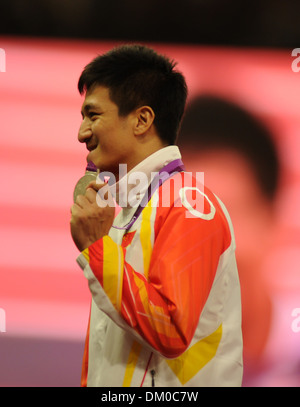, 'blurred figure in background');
179,95,280,385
